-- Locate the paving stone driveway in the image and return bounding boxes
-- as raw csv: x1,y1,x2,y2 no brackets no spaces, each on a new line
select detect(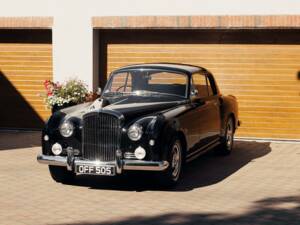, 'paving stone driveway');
0,131,299,225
